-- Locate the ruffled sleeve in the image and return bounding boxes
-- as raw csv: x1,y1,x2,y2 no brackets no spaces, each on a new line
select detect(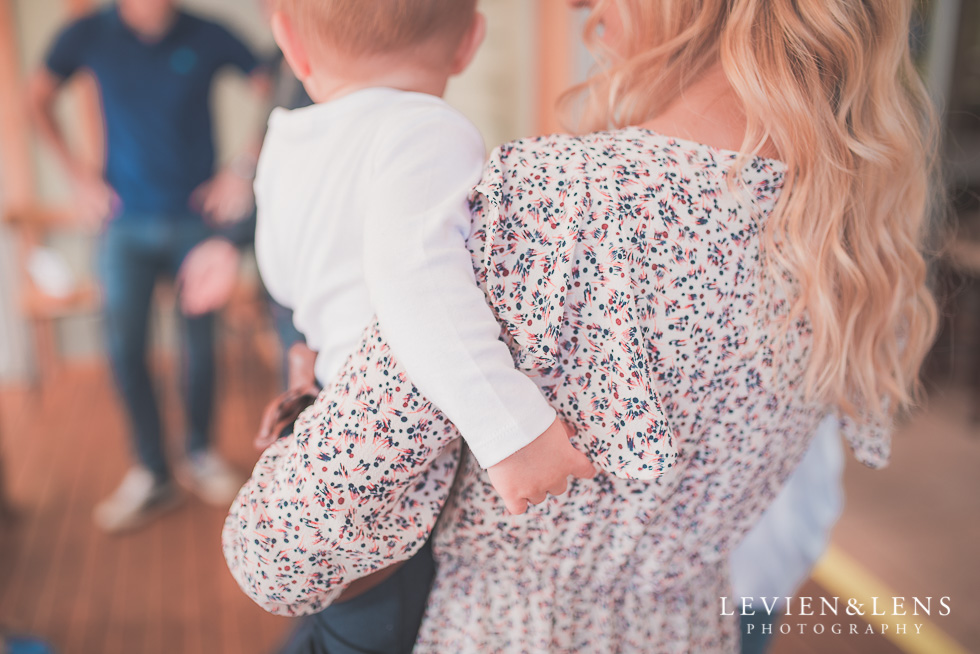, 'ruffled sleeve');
839,407,892,469
222,320,461,616
468,140,679,481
